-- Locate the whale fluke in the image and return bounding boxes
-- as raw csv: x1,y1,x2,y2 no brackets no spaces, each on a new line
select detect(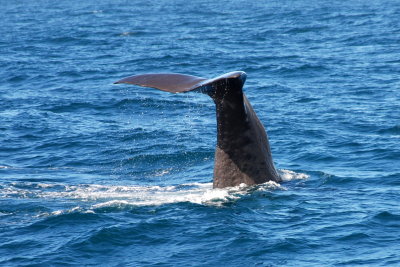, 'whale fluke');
114,71,246,94
115,71,281,188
